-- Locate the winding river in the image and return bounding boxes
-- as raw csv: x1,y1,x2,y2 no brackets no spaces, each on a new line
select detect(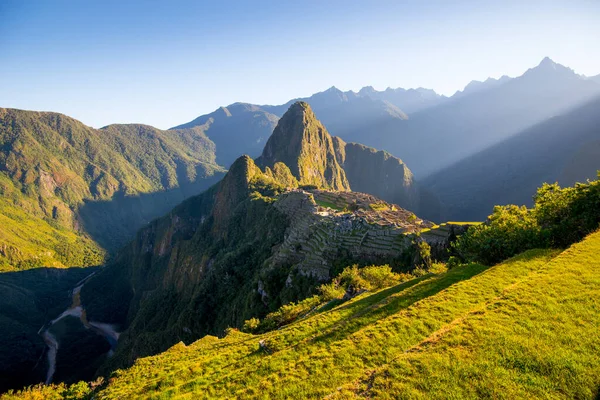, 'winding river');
38,272,120,384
